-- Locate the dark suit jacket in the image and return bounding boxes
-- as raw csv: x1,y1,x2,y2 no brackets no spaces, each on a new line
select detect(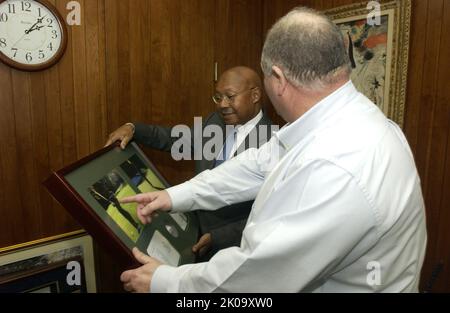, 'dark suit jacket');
133,111,274,258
